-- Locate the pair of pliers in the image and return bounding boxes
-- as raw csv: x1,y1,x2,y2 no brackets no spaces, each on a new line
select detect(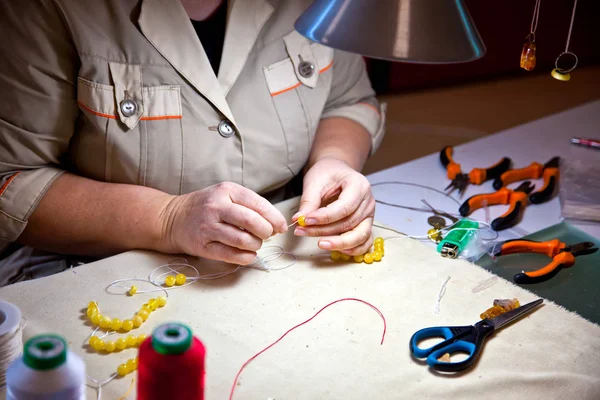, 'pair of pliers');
493,157,560,204
458,181,534,231
493,239,598,284
440,146,512,196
